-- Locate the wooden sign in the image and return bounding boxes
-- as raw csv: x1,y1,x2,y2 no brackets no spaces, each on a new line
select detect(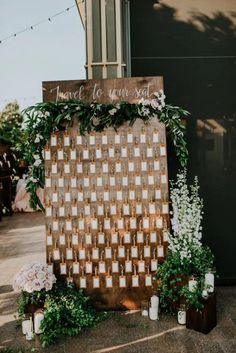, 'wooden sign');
42,76,163,104
43,77,169,310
